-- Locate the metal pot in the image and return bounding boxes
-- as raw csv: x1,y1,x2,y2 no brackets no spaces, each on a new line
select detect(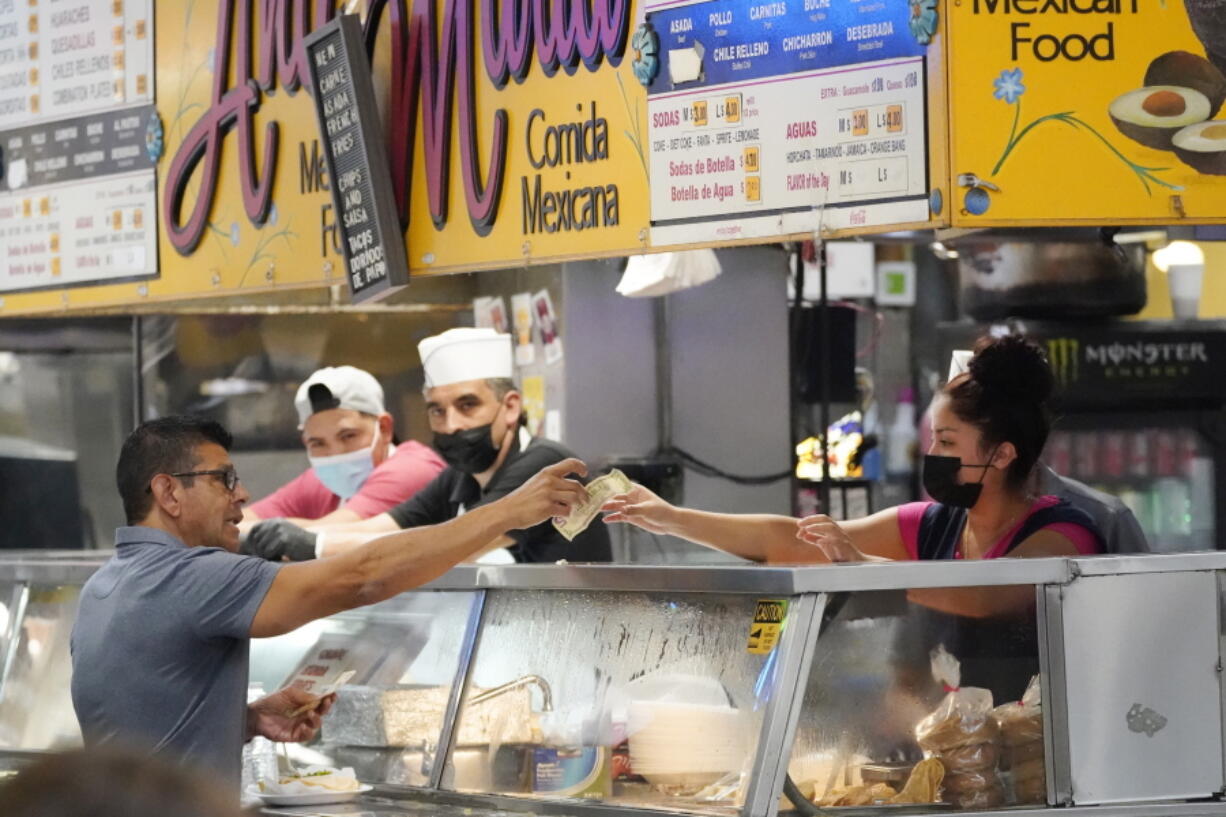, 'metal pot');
955,230,1148,321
